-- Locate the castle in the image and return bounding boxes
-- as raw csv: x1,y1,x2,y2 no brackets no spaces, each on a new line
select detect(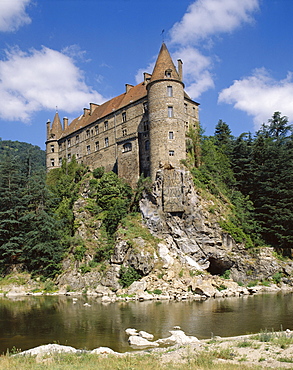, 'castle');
46,43,199,188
